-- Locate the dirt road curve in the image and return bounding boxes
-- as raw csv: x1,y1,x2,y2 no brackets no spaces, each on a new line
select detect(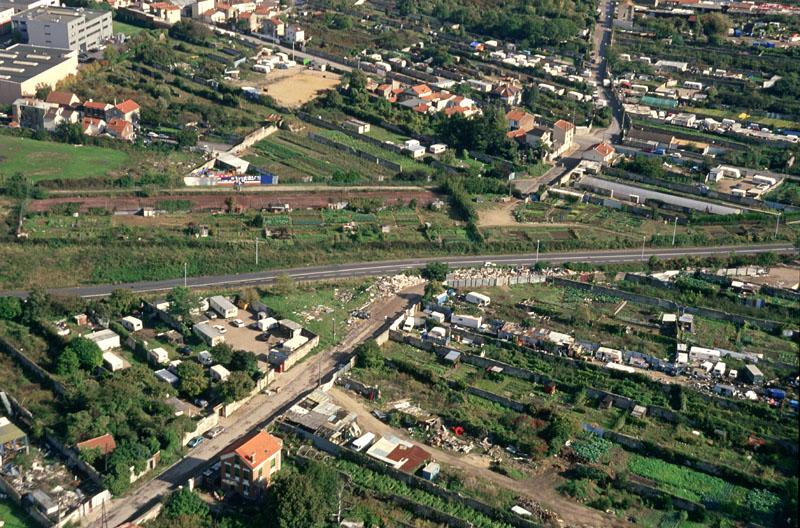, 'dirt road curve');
329,387,628,528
